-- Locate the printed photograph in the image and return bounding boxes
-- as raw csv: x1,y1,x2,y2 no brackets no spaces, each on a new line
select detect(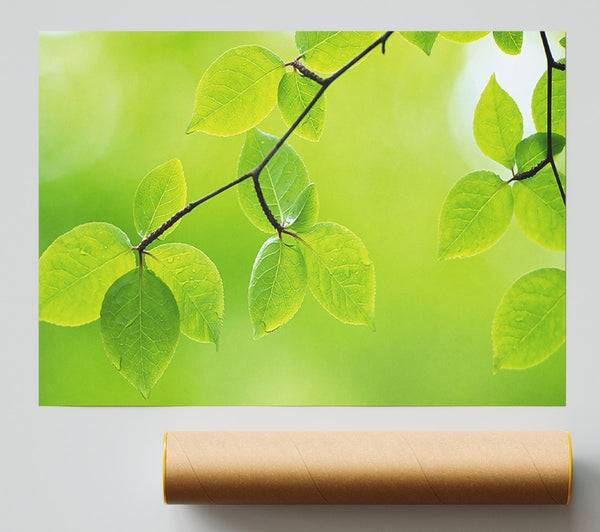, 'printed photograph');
39,31,566,405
